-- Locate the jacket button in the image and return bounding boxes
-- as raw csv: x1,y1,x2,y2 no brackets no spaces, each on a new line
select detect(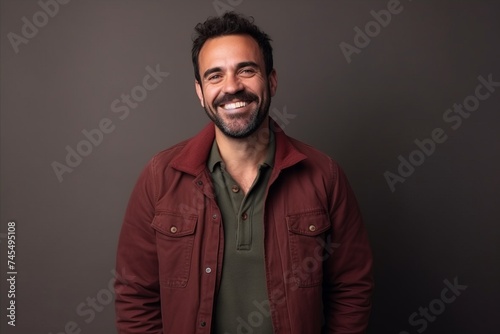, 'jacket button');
170,226,178,233
231,185,240,193
309,224,316,232
241,212,248,220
